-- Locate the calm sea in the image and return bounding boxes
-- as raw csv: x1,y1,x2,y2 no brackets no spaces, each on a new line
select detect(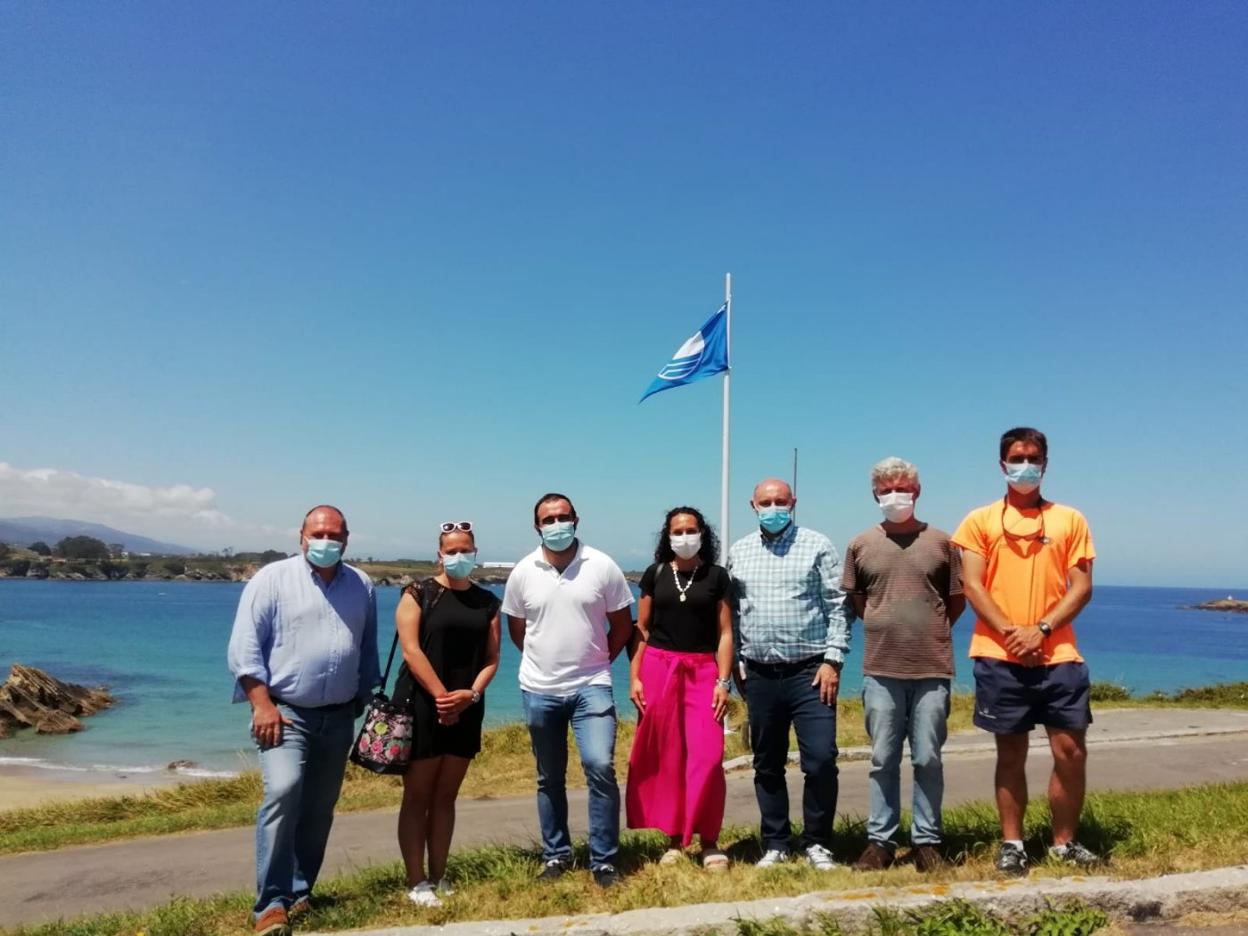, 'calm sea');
1,580,1245,776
